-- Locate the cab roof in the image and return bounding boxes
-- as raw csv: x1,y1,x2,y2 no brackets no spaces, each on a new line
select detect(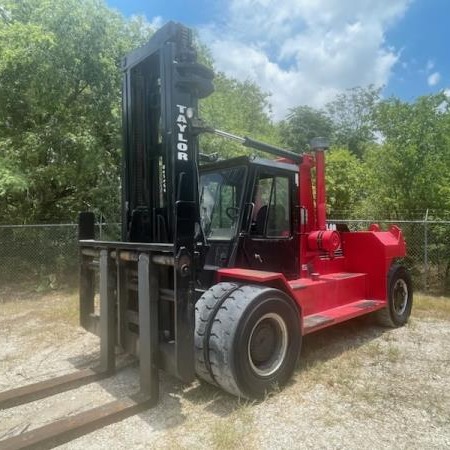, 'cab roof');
199,155,299,173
